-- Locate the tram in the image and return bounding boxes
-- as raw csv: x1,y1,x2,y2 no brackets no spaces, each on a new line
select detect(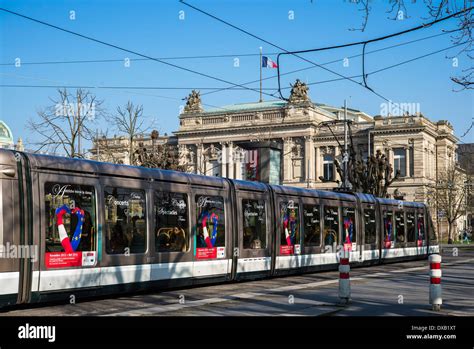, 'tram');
0,149,438,307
